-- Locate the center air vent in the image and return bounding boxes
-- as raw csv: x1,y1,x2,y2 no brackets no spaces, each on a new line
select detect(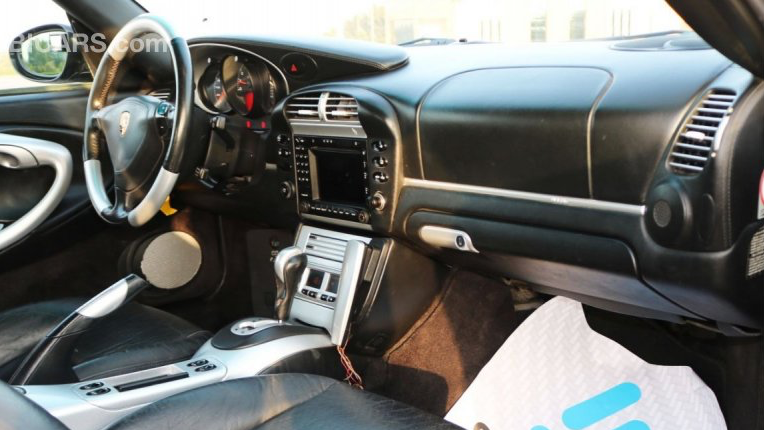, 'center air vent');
669,89,737,175
285,92,321,121
285,92,360,126
324,93,359,123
